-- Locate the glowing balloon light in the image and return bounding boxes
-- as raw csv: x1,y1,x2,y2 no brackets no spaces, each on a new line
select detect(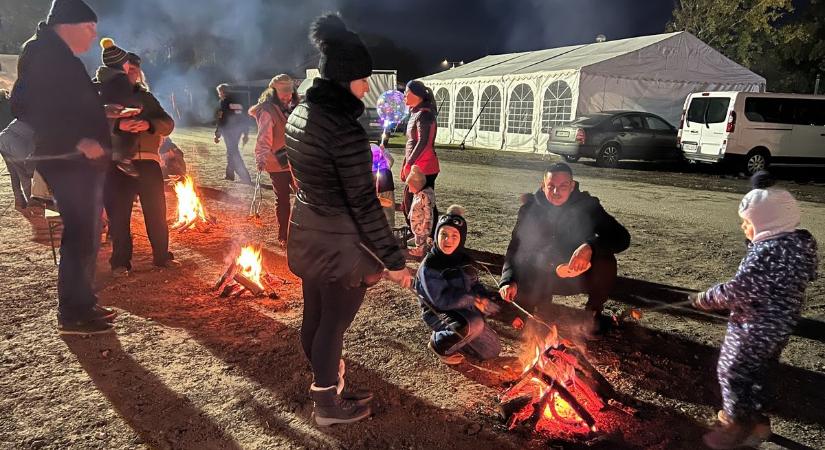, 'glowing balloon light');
376,90,408,127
